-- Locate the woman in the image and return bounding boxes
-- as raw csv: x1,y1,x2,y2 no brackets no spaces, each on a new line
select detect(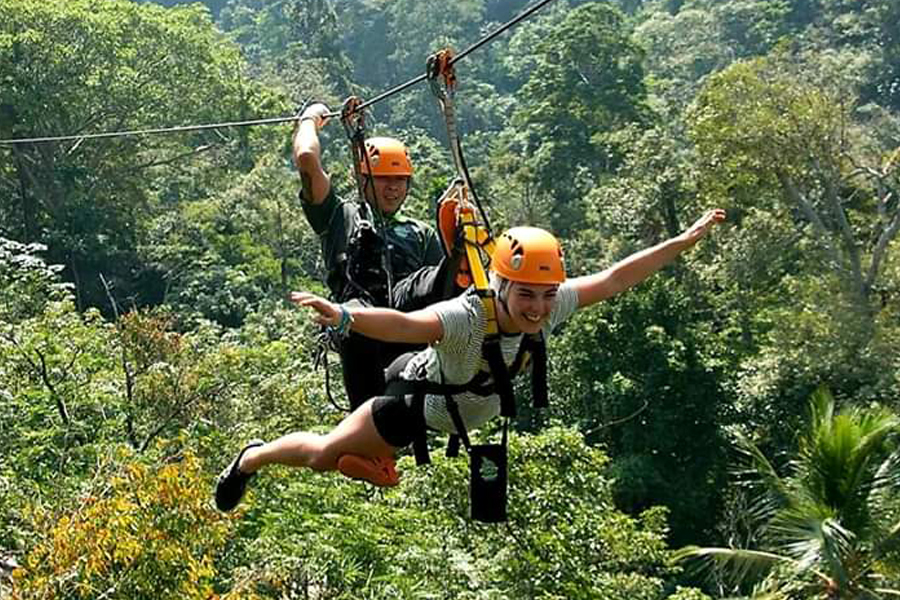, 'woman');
215,209,726,512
